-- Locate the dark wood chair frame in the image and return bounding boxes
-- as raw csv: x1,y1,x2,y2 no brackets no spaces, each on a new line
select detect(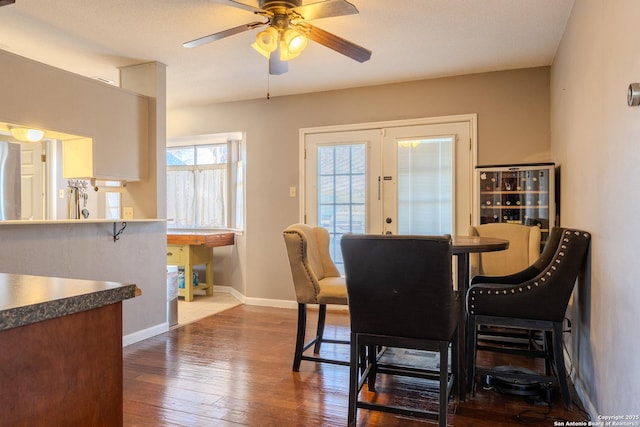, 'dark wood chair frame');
293,303,350,371
465,228,591,409
349,332,459,427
